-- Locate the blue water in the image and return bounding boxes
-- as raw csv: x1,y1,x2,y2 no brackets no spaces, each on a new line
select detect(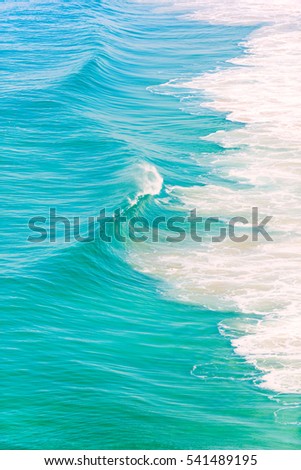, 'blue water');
1,0,300,449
